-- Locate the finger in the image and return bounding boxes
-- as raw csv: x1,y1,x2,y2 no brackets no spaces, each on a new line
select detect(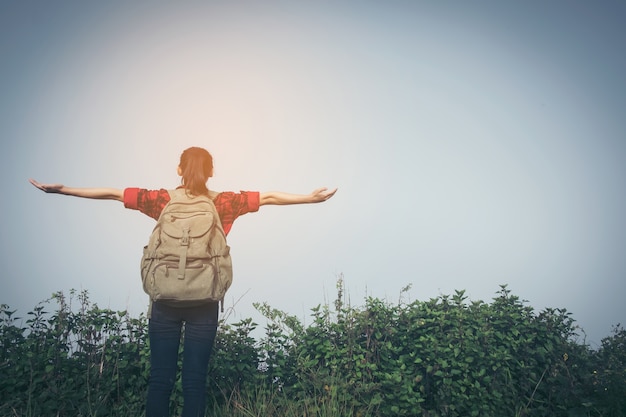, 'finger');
323,188,338,199
29,178,45,191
